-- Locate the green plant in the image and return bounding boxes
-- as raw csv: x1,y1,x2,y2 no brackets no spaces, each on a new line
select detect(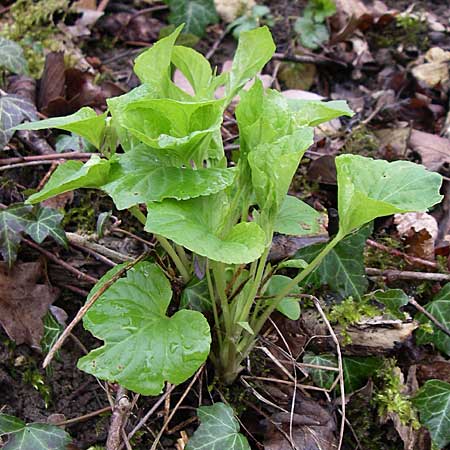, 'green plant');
294,0,336,49
13,26,443,394
227,5,274,39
